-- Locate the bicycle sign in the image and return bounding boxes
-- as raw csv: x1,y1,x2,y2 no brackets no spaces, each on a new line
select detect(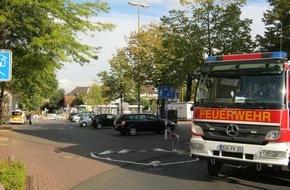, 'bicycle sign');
158,86,176,99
